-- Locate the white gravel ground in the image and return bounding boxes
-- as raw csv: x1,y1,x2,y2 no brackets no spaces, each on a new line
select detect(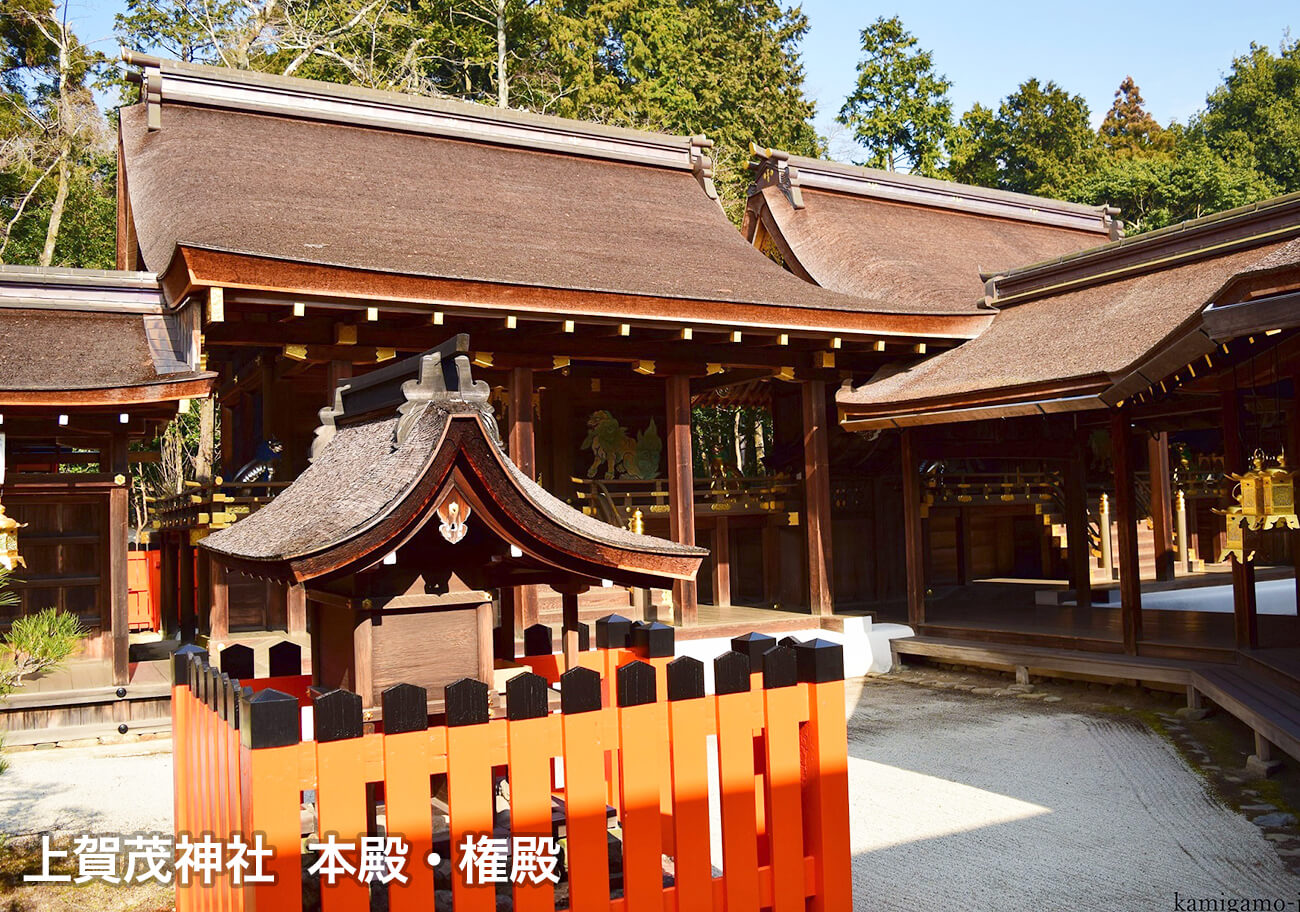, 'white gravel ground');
0,740,173,837
847,677,1300,911
2,680,1298,912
